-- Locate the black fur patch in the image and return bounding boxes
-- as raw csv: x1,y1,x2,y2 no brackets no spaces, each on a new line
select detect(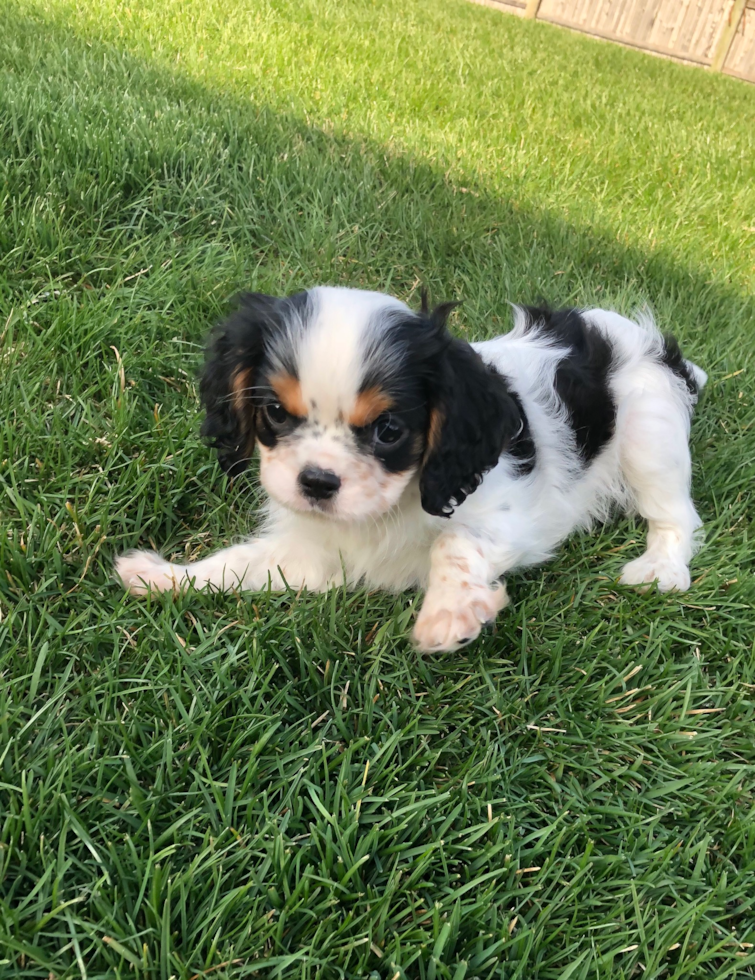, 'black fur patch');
522,306,616,463
363,304,527,516
200,292,299,476
507,391,536,475
659,333,698,395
